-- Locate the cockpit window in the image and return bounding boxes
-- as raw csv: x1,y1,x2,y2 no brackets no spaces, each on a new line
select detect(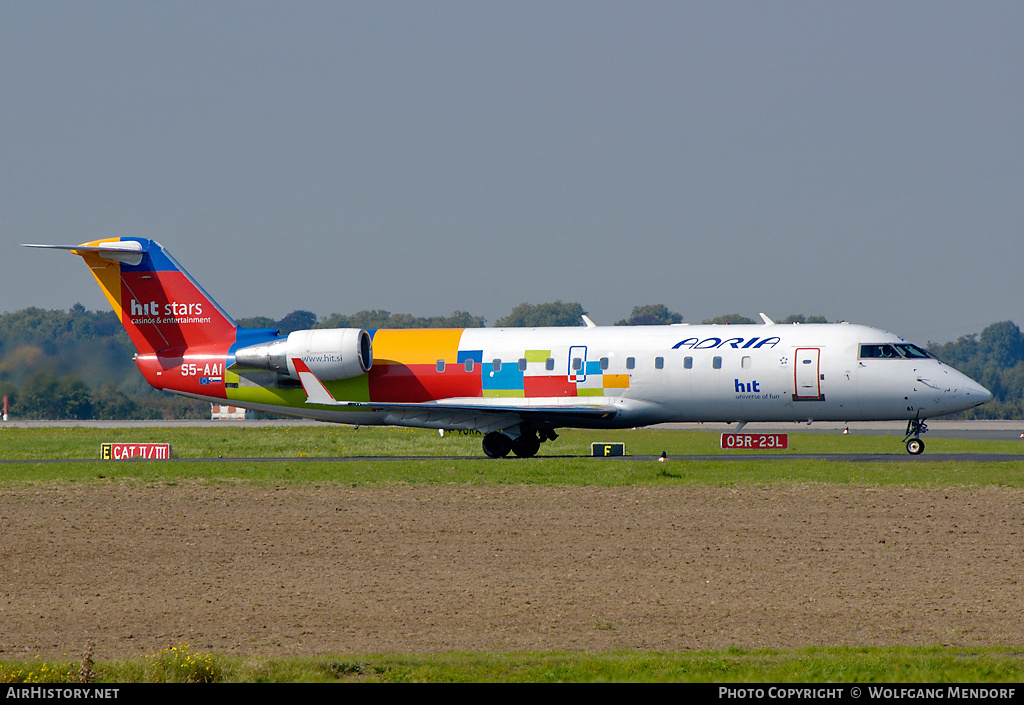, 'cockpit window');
860,344,900,359
895,344,933,359
860,343,935,360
